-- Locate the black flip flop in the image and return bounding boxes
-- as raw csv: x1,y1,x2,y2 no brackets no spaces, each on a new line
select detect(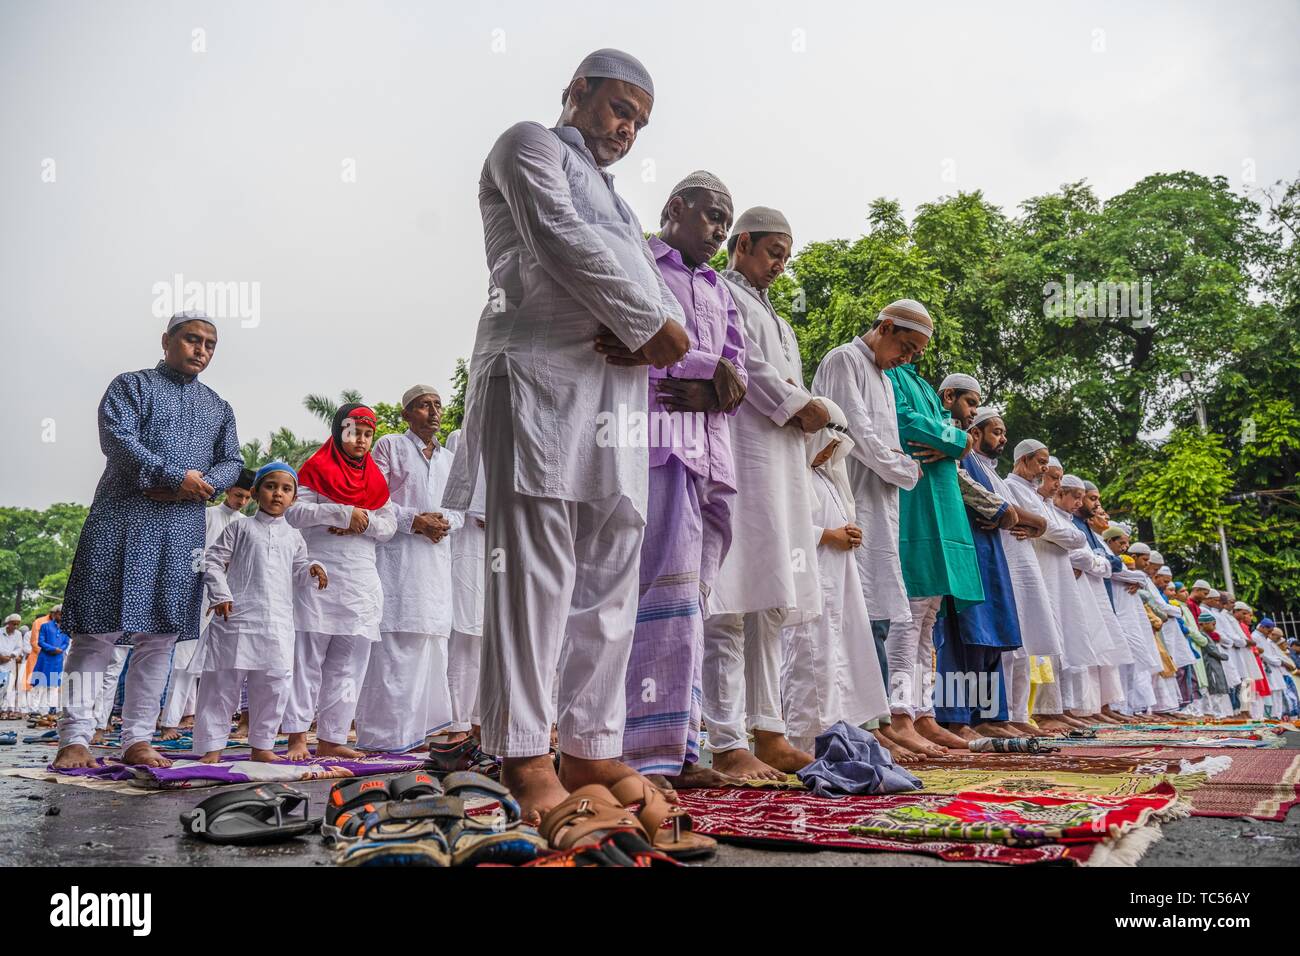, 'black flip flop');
179,784,316,846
